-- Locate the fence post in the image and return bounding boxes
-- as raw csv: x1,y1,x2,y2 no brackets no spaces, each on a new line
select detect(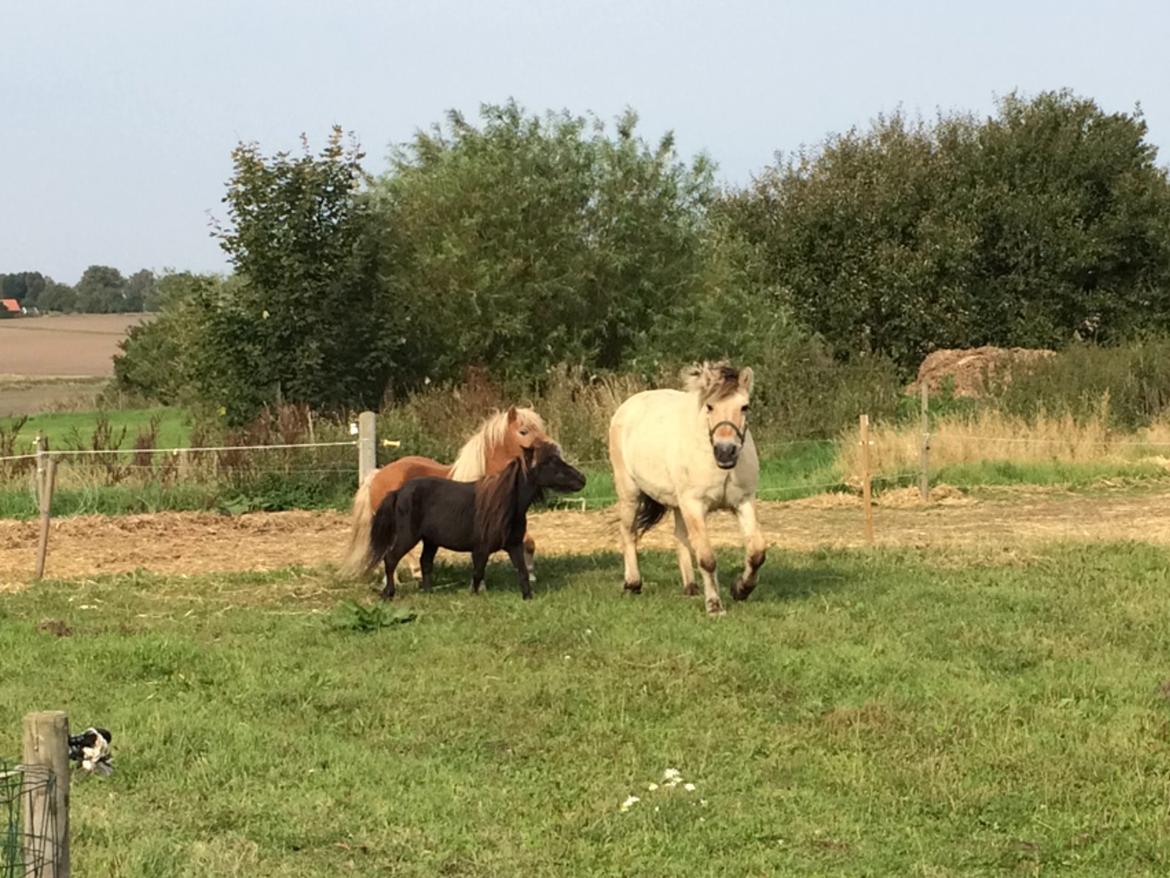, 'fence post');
22,710,70,878
919,382,930,502
860,414,874,545
34,459,58,581
35,432,46,507
358,411,377,485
